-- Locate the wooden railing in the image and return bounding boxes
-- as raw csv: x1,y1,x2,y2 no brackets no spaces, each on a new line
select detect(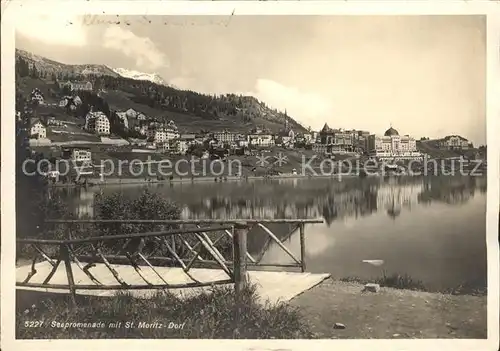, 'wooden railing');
16,219,323,305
